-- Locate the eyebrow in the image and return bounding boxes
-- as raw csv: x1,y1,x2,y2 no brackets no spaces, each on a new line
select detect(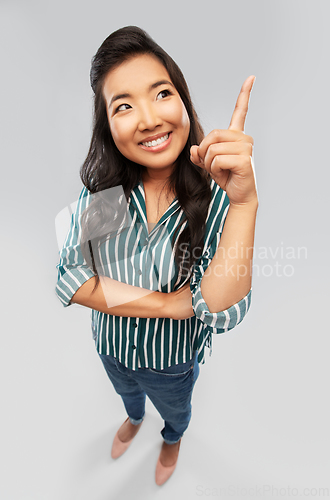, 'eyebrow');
108,80,174,109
